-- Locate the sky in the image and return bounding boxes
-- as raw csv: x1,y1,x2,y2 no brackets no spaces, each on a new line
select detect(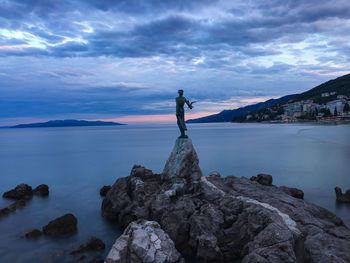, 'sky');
1,0,350,125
